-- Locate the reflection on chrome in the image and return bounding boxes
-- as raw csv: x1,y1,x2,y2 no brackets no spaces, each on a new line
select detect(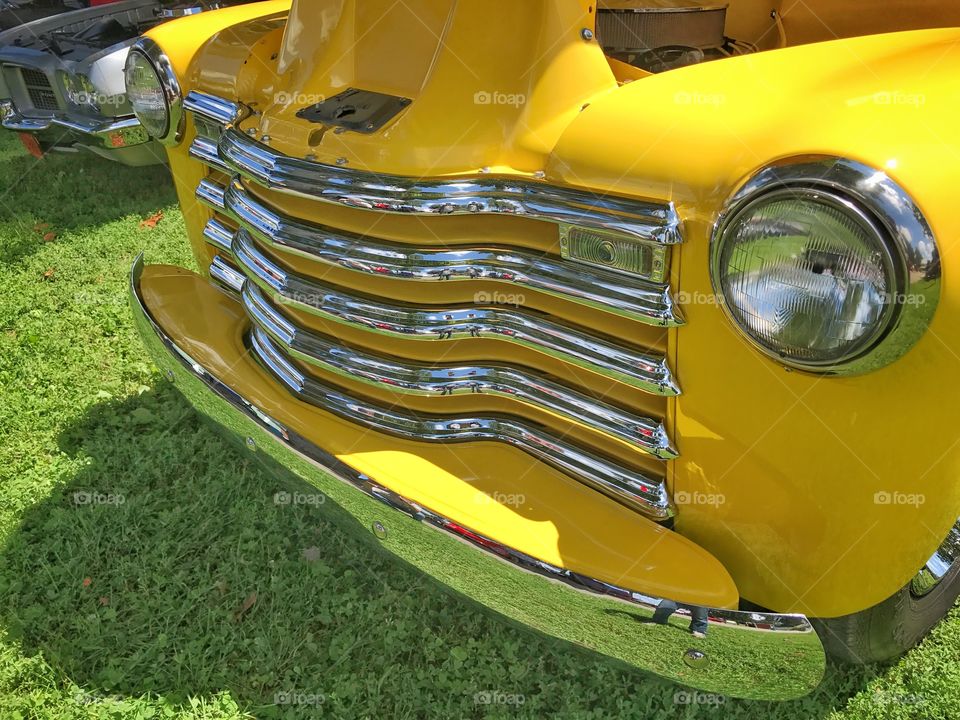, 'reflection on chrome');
130,253,826,701
195,178,226,212
912,518,960,597
242,281,677,459
183,91,242,127
248,326,672,518
216,233,679,395
215,124,682,245
190,136,230,173
203,218,235,255
221,179,682,326
712,157,941,375
209,255,245,294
